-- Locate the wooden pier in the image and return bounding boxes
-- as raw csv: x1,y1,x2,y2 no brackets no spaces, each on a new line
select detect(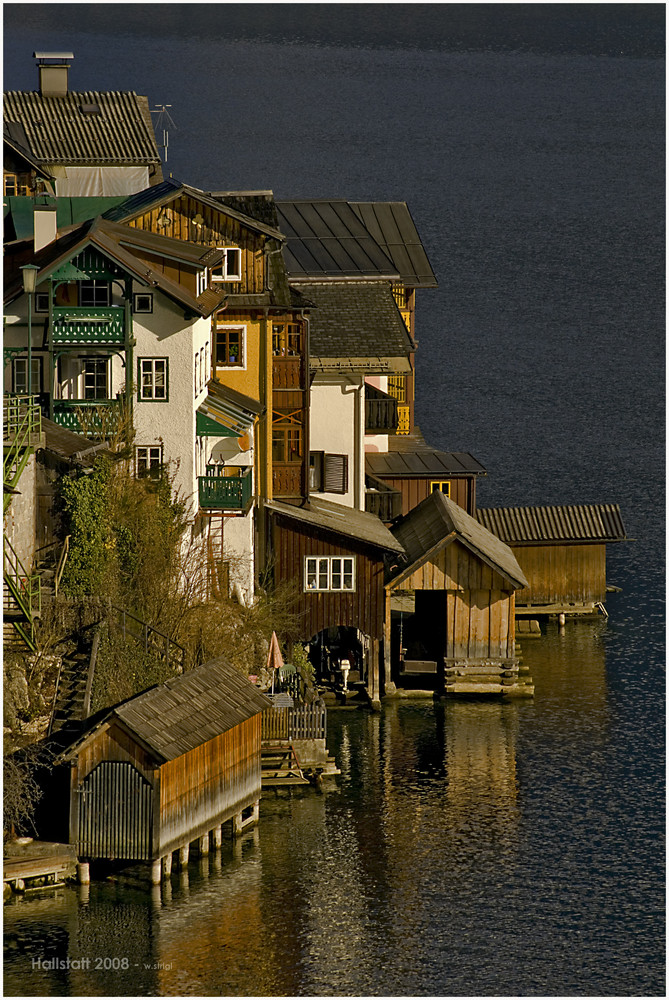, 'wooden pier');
4,841,77,894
